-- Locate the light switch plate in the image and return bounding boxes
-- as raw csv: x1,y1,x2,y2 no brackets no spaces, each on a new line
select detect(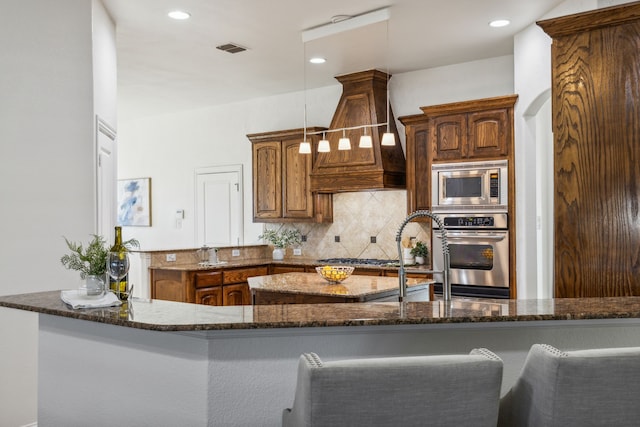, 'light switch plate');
232,249,240,257
166,253,176,262
293,248,302,256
